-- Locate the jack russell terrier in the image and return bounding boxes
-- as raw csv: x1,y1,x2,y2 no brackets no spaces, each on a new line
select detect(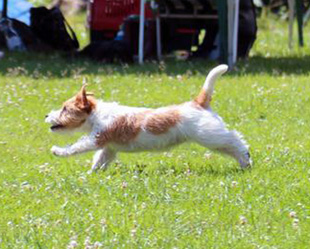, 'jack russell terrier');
45,65,251,172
